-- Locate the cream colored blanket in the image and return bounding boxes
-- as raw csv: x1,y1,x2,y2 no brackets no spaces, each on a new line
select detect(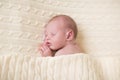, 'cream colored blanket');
0,53,120,80
0,0,120,80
